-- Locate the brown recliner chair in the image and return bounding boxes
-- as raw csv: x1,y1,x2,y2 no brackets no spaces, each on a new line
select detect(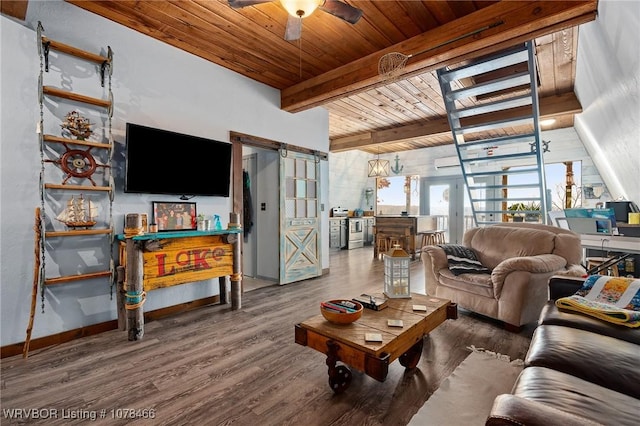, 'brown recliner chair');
422,223,585,330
